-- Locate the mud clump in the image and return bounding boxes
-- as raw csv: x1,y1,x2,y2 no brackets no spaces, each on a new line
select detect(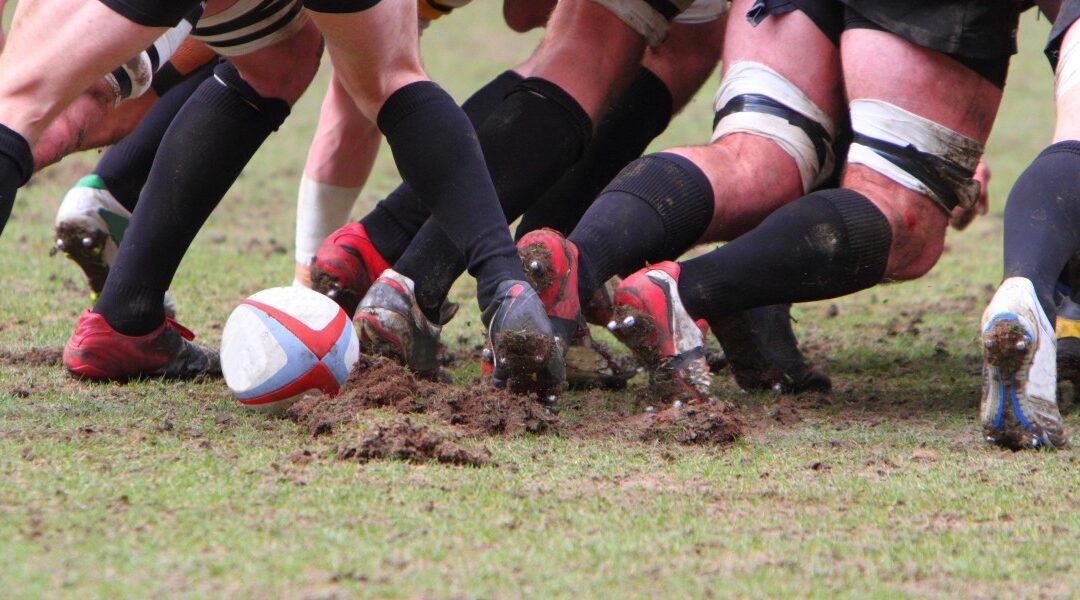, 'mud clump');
493,329,560,395
337,418,495,467
638,401,744,446
429,386,556,435
0,347,63,366
518,242,555,292
288,356,426,435
288,356,557,437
